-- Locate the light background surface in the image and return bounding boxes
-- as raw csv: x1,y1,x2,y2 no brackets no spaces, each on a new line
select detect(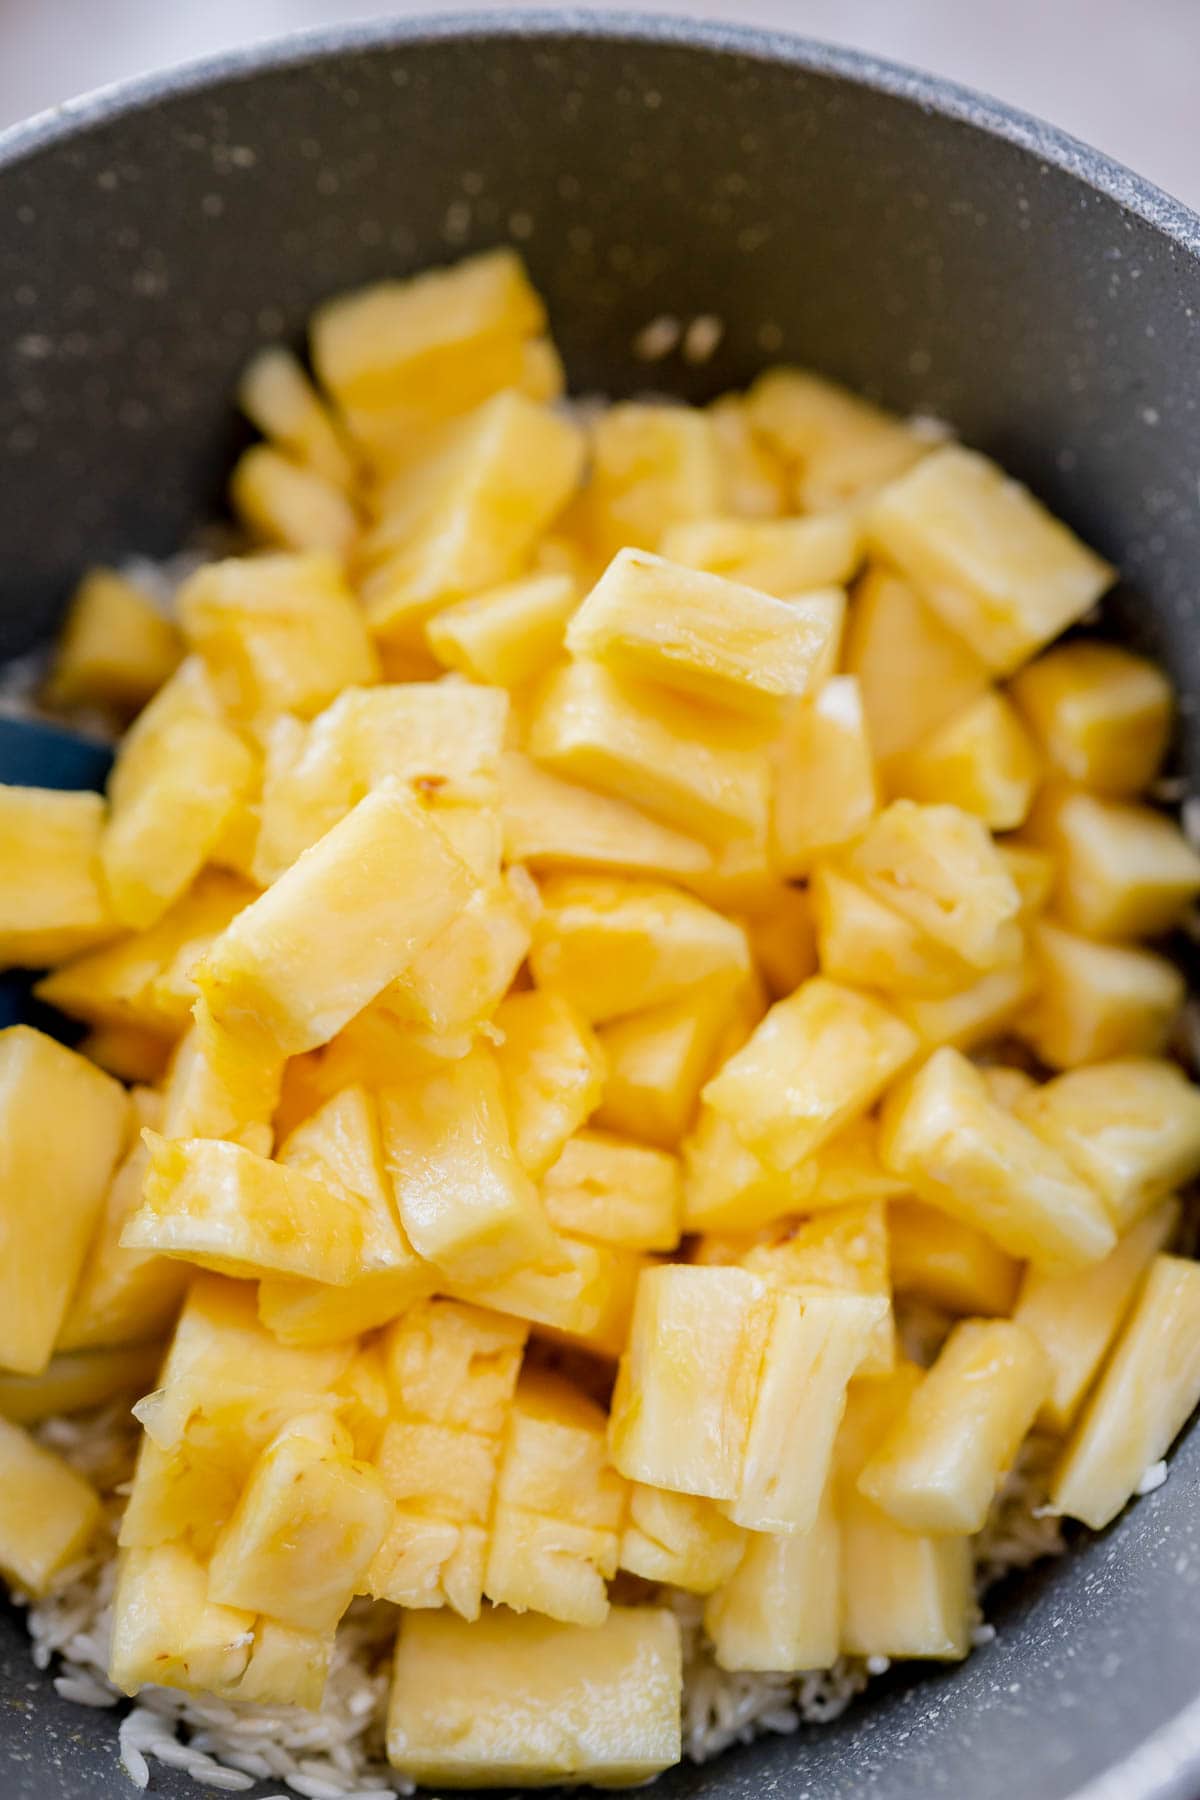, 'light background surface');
1,0,1198,208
